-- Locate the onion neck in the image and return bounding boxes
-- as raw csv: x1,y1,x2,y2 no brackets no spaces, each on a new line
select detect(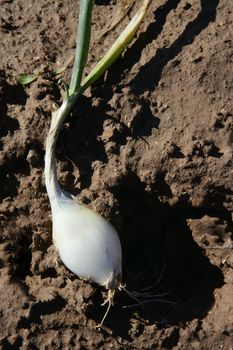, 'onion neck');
44,98,73,203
